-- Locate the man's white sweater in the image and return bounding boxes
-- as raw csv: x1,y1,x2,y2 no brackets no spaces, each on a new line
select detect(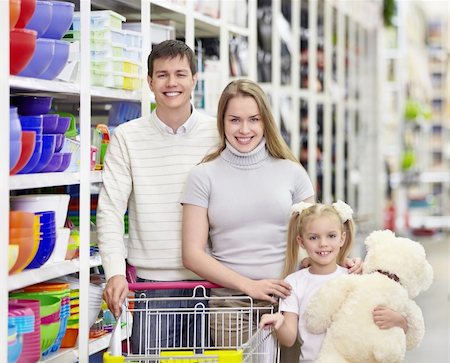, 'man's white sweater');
97,109,218,281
